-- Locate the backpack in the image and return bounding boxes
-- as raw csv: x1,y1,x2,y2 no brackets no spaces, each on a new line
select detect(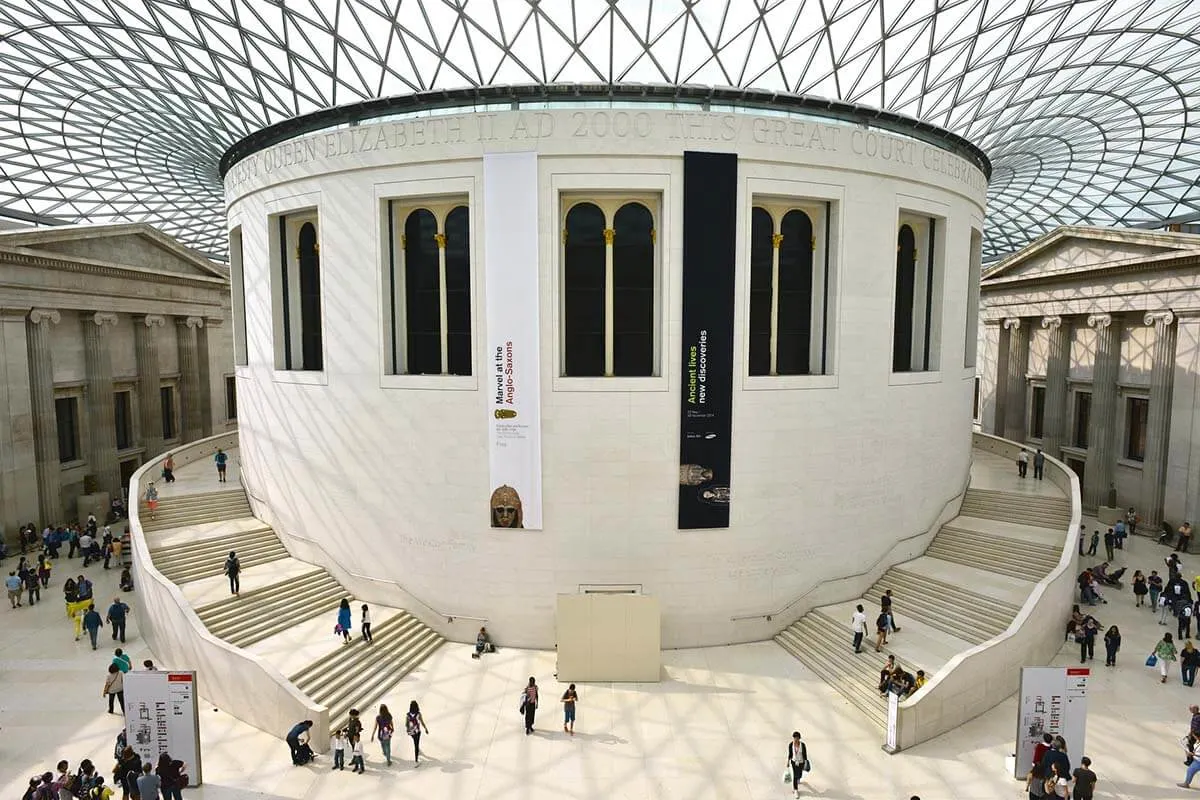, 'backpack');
876,613,888,629
406,712,419,736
